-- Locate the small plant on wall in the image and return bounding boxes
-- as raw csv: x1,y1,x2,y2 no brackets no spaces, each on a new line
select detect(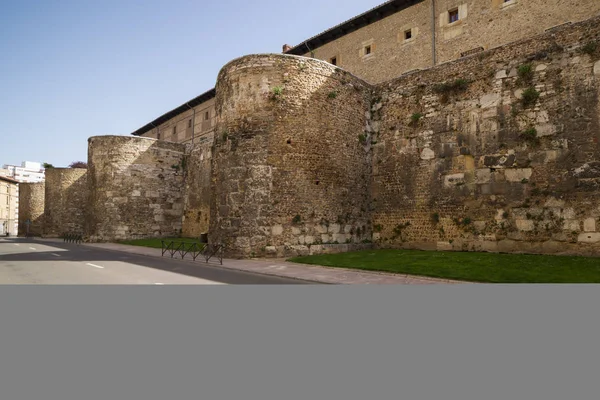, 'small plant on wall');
270,86,284,101
519,127,540,146
580,41,597,56
292,215,302,225
409,113,423,126
521,87,540,107
517,63,534,85
392,222,411,241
